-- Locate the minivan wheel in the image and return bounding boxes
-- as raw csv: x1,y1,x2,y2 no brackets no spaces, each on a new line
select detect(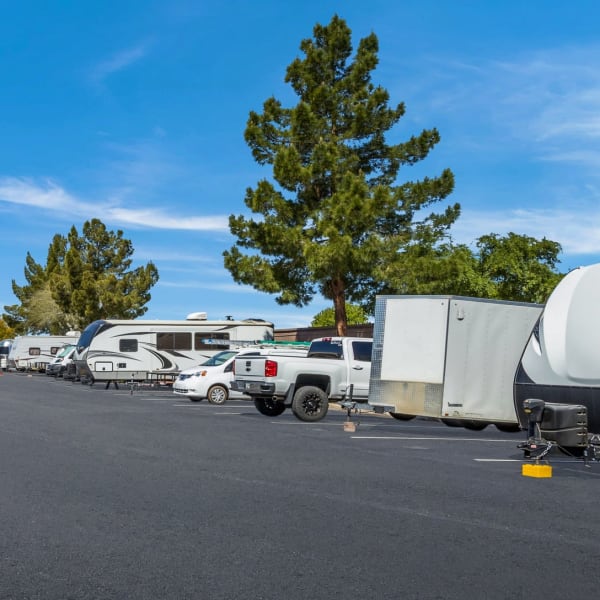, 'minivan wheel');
207,384,228,405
